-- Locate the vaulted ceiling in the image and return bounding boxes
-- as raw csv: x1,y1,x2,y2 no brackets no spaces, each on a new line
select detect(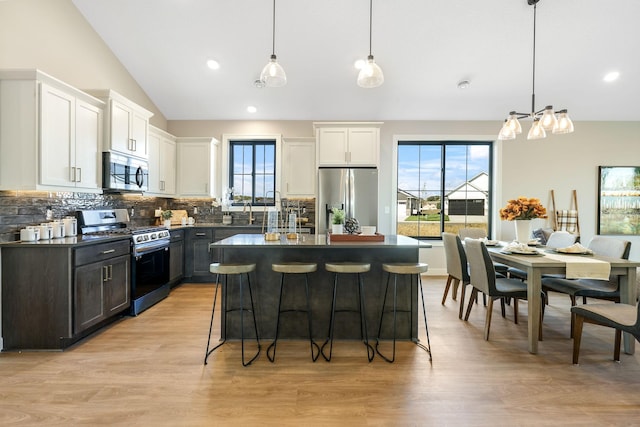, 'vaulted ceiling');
72,0,640,122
